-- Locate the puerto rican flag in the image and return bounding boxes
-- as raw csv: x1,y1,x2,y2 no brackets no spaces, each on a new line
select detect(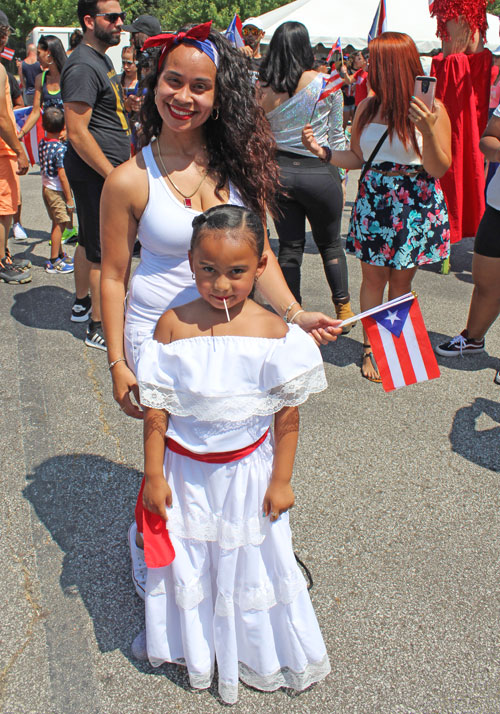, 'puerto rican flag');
318,68,344,100
1,47,14,60
428,0,435,14
326,38,342,63
225,14,245,49
14,106,44,165
368,0,388,43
